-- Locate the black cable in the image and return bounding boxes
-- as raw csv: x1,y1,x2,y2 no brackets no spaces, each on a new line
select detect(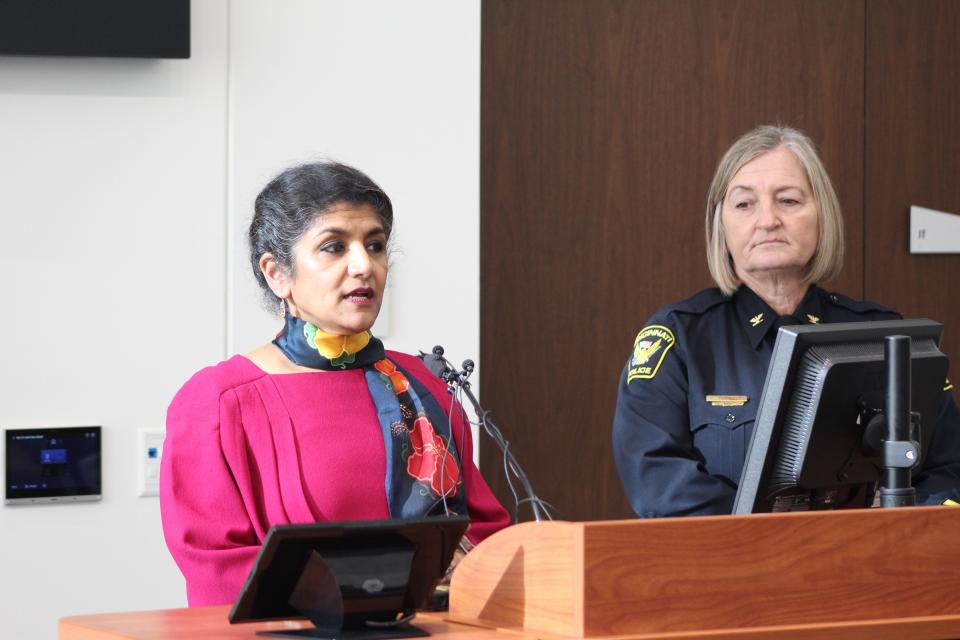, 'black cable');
425,370,473,517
